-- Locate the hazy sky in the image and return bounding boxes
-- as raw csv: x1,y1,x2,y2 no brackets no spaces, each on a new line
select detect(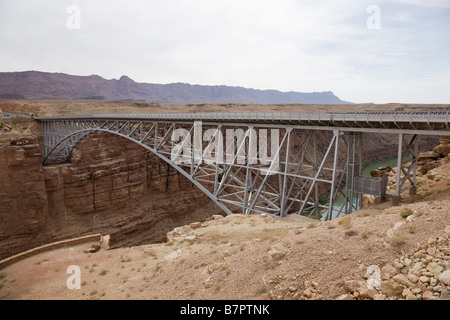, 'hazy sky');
0,0,449,104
